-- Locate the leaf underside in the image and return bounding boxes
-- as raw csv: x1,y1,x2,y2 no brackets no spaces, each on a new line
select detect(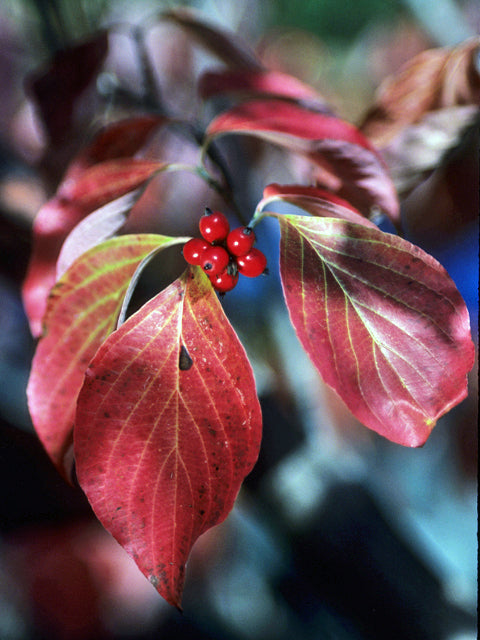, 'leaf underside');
74,267,262,608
